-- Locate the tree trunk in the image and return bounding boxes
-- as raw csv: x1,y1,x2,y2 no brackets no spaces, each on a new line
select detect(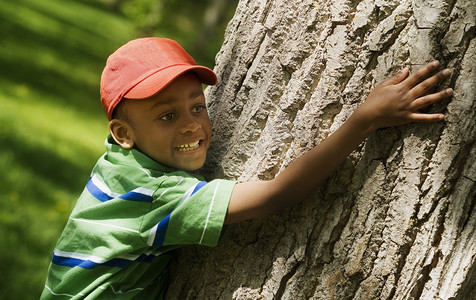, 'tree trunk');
167,0,476,299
